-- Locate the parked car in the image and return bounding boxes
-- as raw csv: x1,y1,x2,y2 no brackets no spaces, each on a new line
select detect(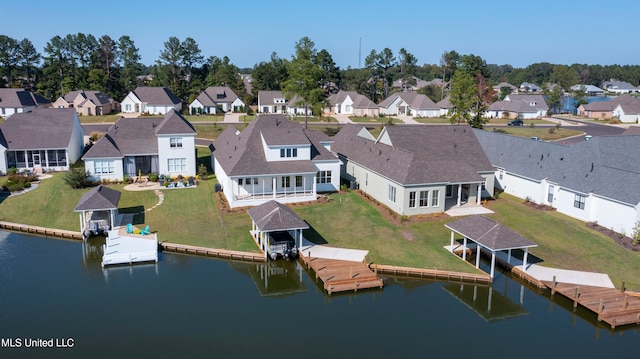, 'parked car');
530,136,541,141
508,119,523,126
